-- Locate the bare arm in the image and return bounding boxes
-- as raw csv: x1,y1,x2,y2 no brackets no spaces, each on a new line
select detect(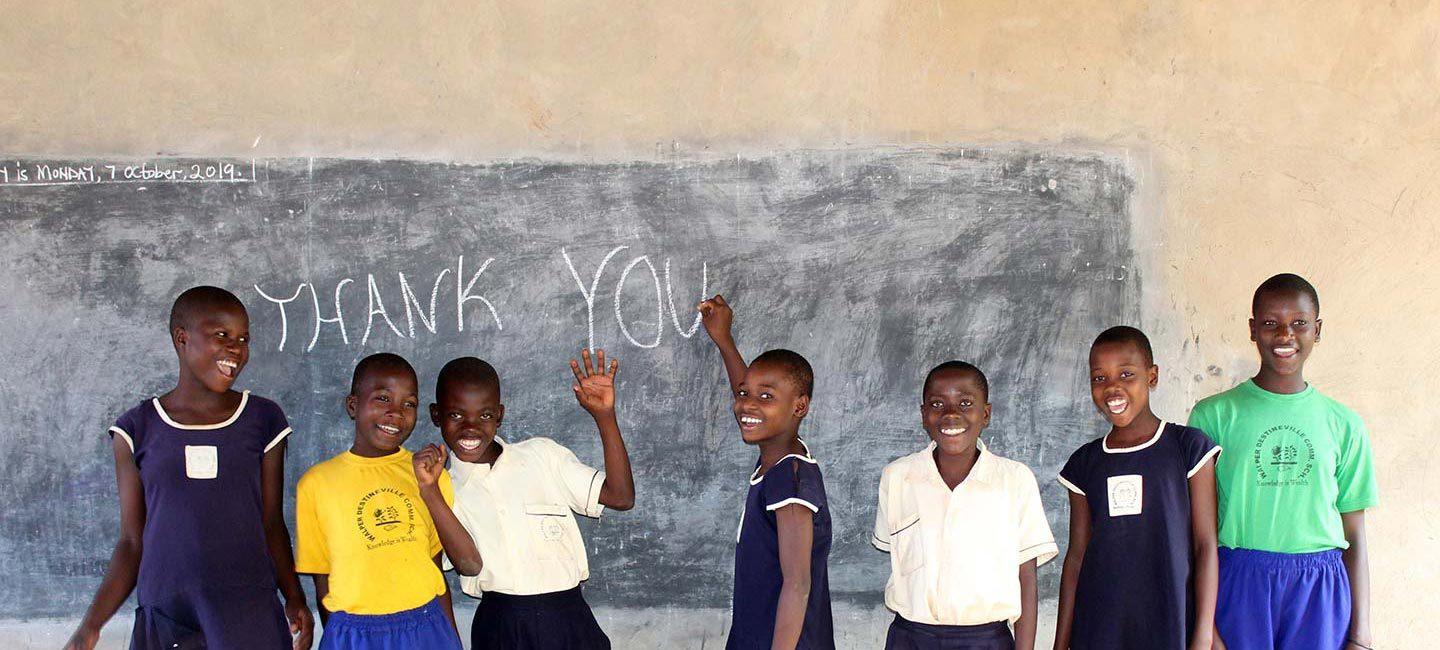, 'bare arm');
64,435,146,650
1016,558,1039,650
1188,461,1219,650
571,349,636,511
311,575,331,628
1053,491,1090,650
434,553,458,634
414,444,483,576
262,441,314,650
772,503,814,650
698,295,747,393
1342,510,1371,649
